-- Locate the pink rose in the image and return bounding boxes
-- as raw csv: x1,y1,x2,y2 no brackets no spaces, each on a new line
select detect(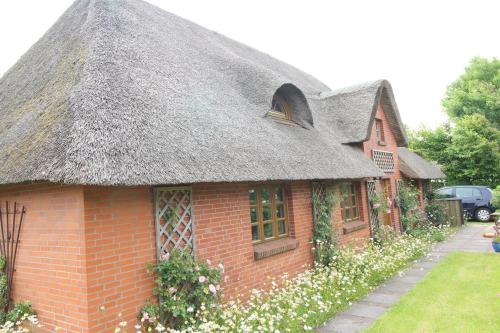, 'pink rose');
218,263,224,273
161,253,170,261
142,312,150,320
199,276,206,283
168,287,177,294
209,284,217,294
